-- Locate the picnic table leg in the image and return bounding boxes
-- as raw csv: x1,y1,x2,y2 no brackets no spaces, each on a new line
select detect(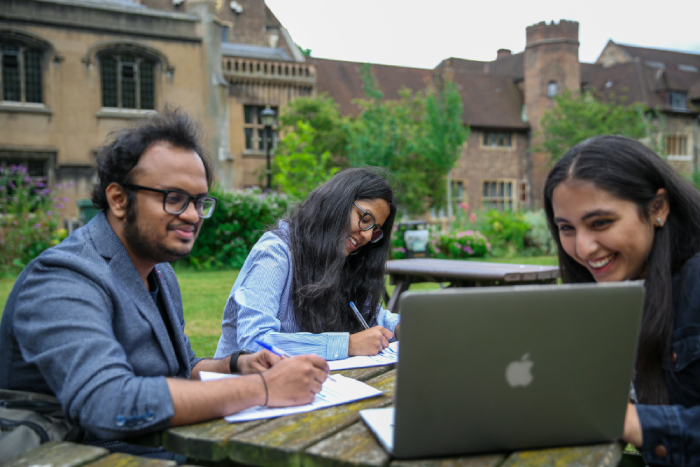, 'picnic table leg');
386,280,409,312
